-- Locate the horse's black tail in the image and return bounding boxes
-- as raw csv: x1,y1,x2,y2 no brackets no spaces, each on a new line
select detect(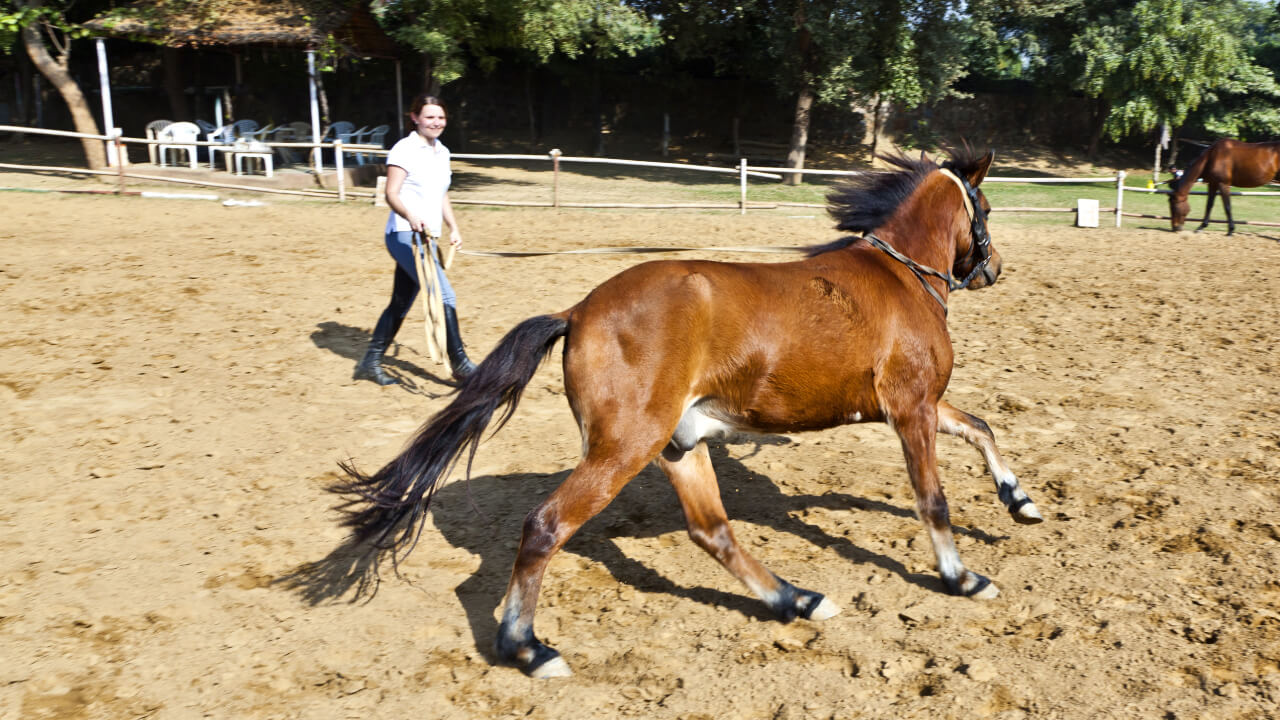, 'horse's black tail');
331,313,570,567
